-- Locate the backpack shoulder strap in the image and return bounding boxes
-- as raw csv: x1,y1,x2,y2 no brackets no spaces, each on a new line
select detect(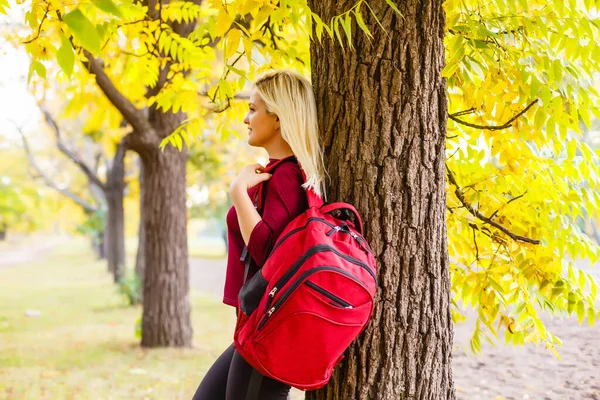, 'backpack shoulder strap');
253,156,298,212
